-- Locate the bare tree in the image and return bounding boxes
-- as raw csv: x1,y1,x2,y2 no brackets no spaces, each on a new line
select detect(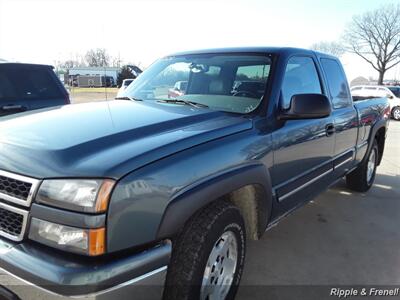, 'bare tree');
343,3,400,84
111,56,122,68
310,41,344,57
84,48,110,67
60,60,81,69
